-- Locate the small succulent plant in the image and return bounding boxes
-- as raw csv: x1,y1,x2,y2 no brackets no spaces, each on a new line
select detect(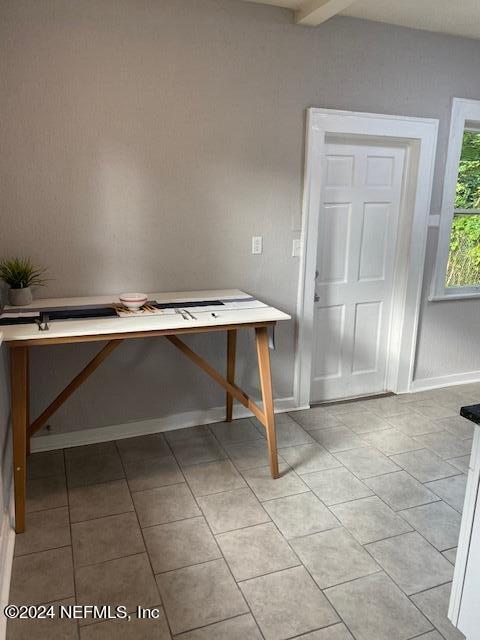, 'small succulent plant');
0,257,47,289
